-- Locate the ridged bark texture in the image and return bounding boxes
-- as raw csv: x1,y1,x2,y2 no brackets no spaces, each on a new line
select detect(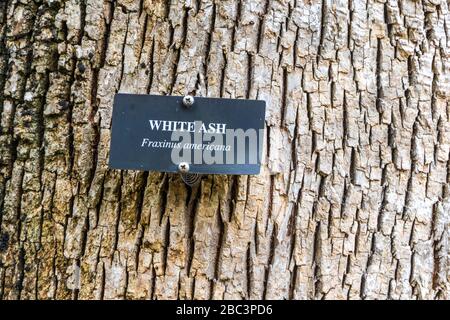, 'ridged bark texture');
0,0,449,300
